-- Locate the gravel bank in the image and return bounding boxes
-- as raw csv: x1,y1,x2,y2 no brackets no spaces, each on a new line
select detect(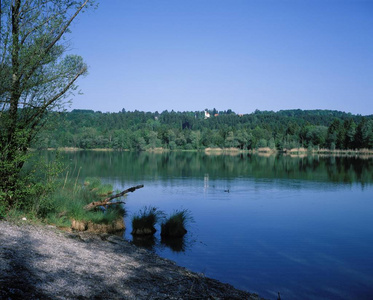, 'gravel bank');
0,221,265,299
